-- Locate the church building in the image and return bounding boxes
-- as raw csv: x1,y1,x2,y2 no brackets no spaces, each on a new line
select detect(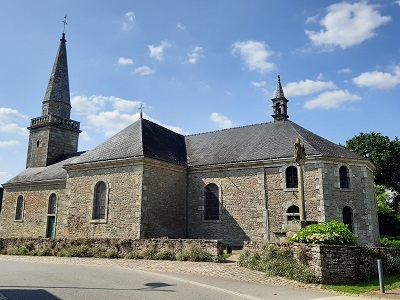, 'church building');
0,33,380,246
